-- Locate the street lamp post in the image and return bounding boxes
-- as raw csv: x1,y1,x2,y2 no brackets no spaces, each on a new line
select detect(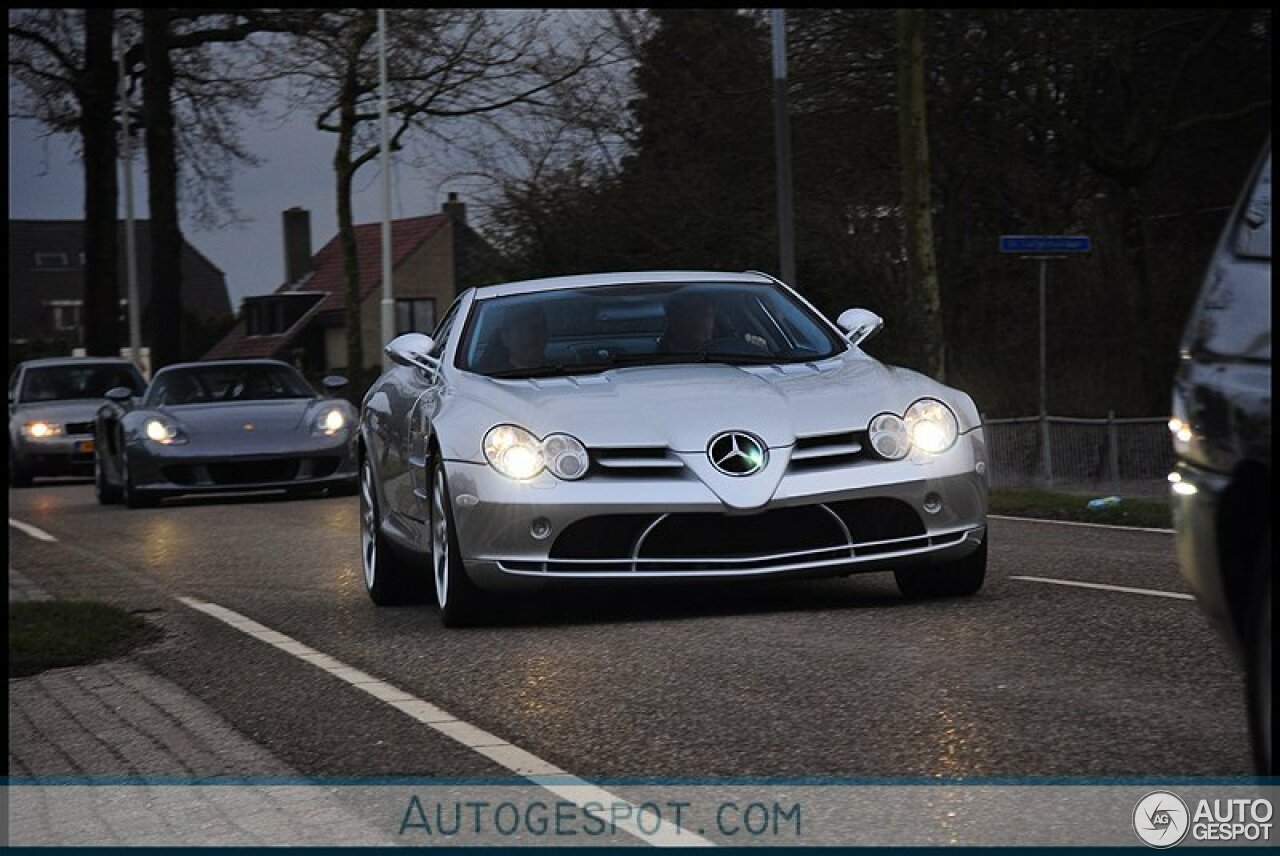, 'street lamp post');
378,8,395,368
